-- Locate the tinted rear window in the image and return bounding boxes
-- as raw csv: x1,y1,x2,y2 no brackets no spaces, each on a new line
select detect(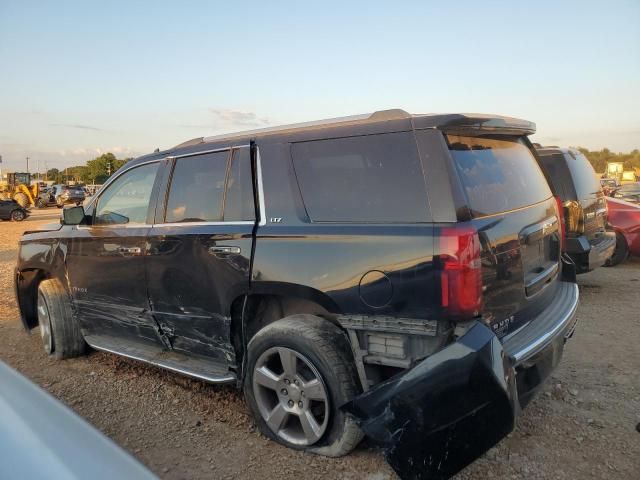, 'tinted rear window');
292,132,429,222
564,151,601,198
447,135,552,217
